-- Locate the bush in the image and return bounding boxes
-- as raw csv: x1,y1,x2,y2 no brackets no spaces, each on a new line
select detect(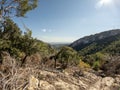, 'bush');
83,52,107,71
56,46,80,68
78,60,91,71
0,19,55,66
